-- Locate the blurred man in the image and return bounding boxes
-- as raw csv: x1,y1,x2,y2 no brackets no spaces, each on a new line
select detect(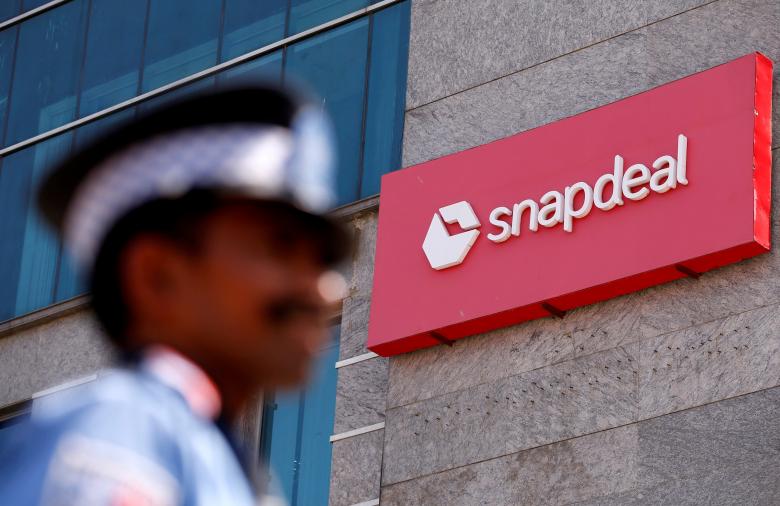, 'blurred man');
0,85,350,505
